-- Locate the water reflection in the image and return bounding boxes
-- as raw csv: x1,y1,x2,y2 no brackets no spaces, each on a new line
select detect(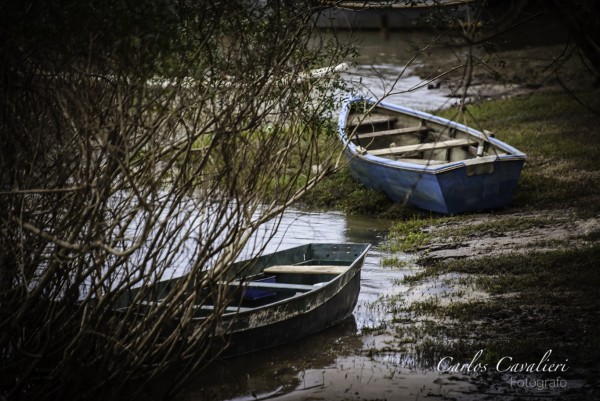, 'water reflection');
179,318,362,401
